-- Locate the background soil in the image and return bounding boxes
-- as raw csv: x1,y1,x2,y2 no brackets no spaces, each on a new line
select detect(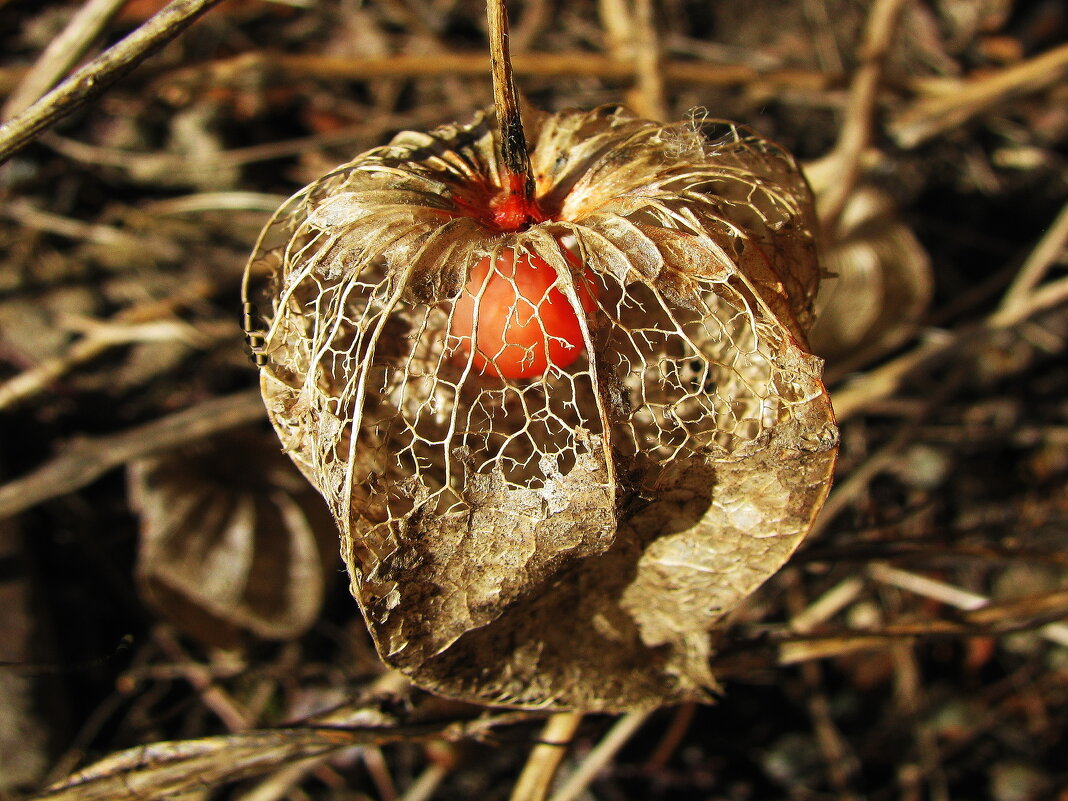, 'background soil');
0,0,1066,799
